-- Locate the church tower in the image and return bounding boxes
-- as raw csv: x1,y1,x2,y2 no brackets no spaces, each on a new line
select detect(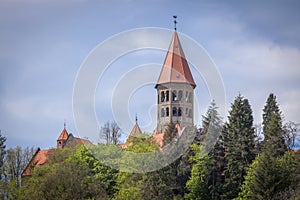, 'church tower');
57,122,69,148
155,17,196,133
